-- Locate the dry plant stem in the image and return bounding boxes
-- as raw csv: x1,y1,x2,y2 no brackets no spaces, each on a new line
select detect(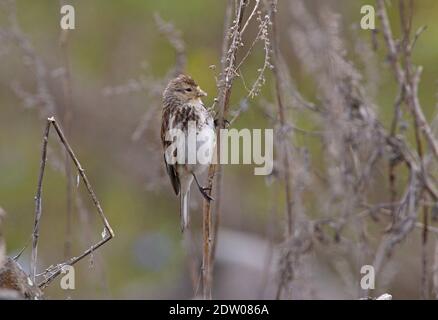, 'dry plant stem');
270,0,293,236
210,0,233,279
398,0,429,298
378,0,435,296
31,120,51,282
434,238,438,298
421,205,429,299
6,0,109,289
50,119,114,236
412,72,430,298
388,88,404,221
63,151,73,259
240,0,260,34
377,0,438,160
415,112,430,298
270,0,294,299
38,234,113,289
201,0,248,300
202,164,216,300
34,117,114,289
